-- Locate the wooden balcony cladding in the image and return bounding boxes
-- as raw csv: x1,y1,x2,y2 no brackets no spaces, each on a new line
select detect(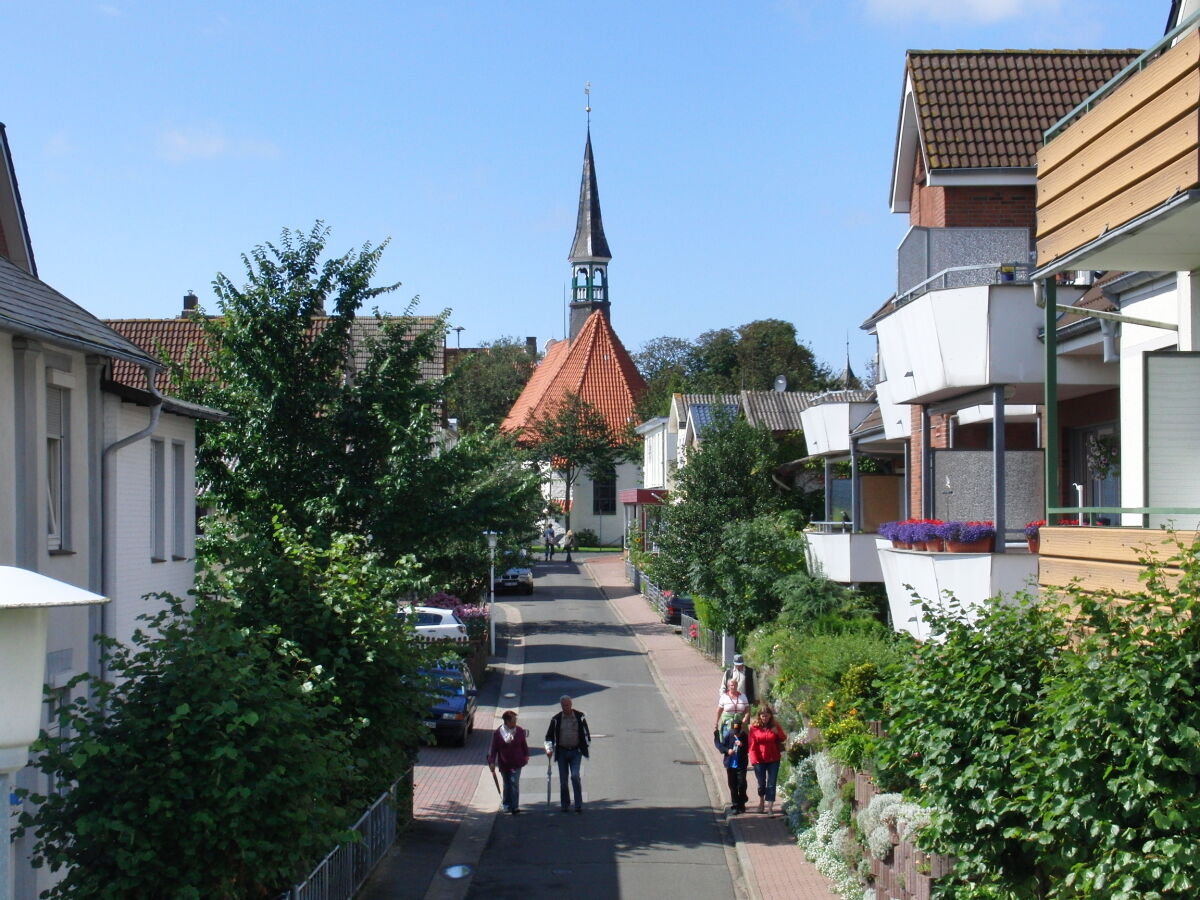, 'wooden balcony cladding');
1036,30,1200,267
1038,525,1197,594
